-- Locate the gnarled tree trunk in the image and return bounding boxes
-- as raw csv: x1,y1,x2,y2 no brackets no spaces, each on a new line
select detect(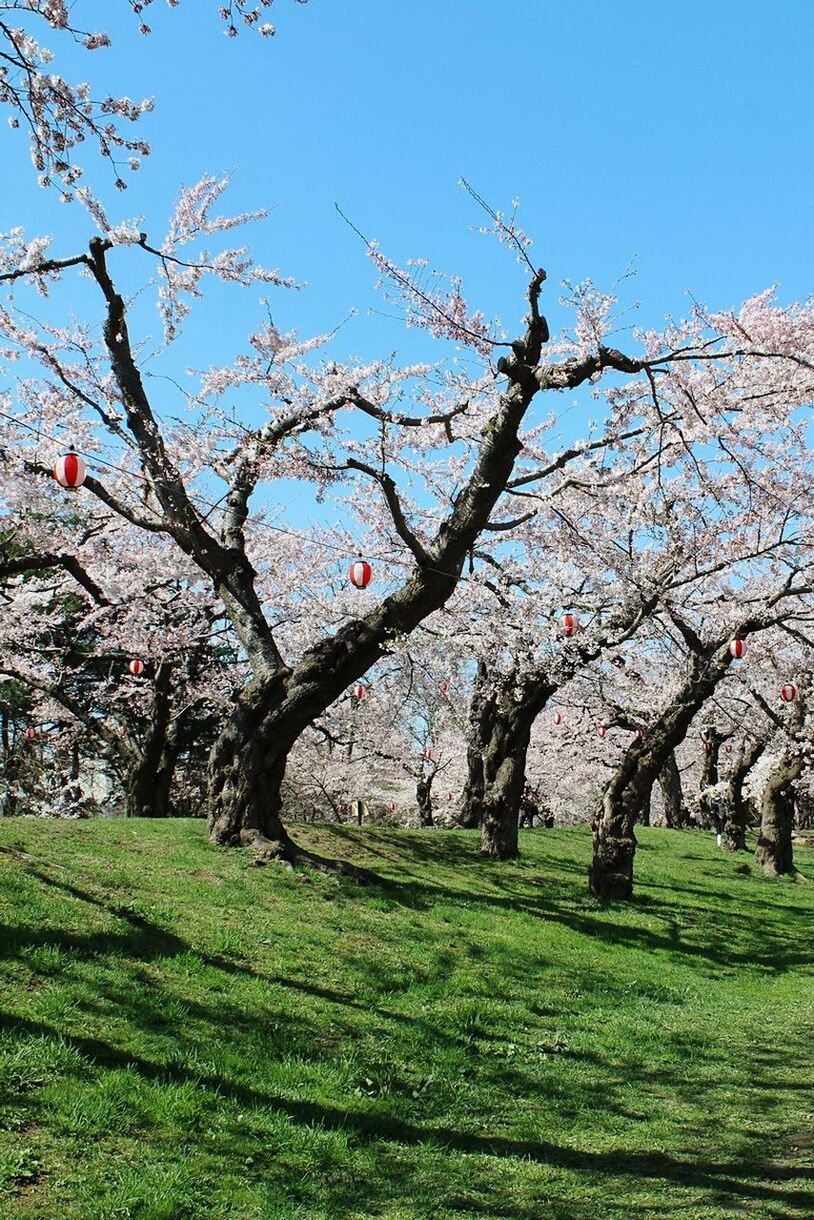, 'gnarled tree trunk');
722,737,766,851
467,669,555,860
479,713,533,860
657,751,687,827
589,765,651,899
589,631,760,899
458,662,490,828
755,753,801,875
